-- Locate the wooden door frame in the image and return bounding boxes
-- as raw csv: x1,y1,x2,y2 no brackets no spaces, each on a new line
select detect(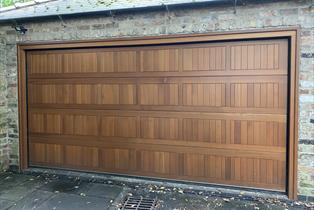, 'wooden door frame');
17,27,299,199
